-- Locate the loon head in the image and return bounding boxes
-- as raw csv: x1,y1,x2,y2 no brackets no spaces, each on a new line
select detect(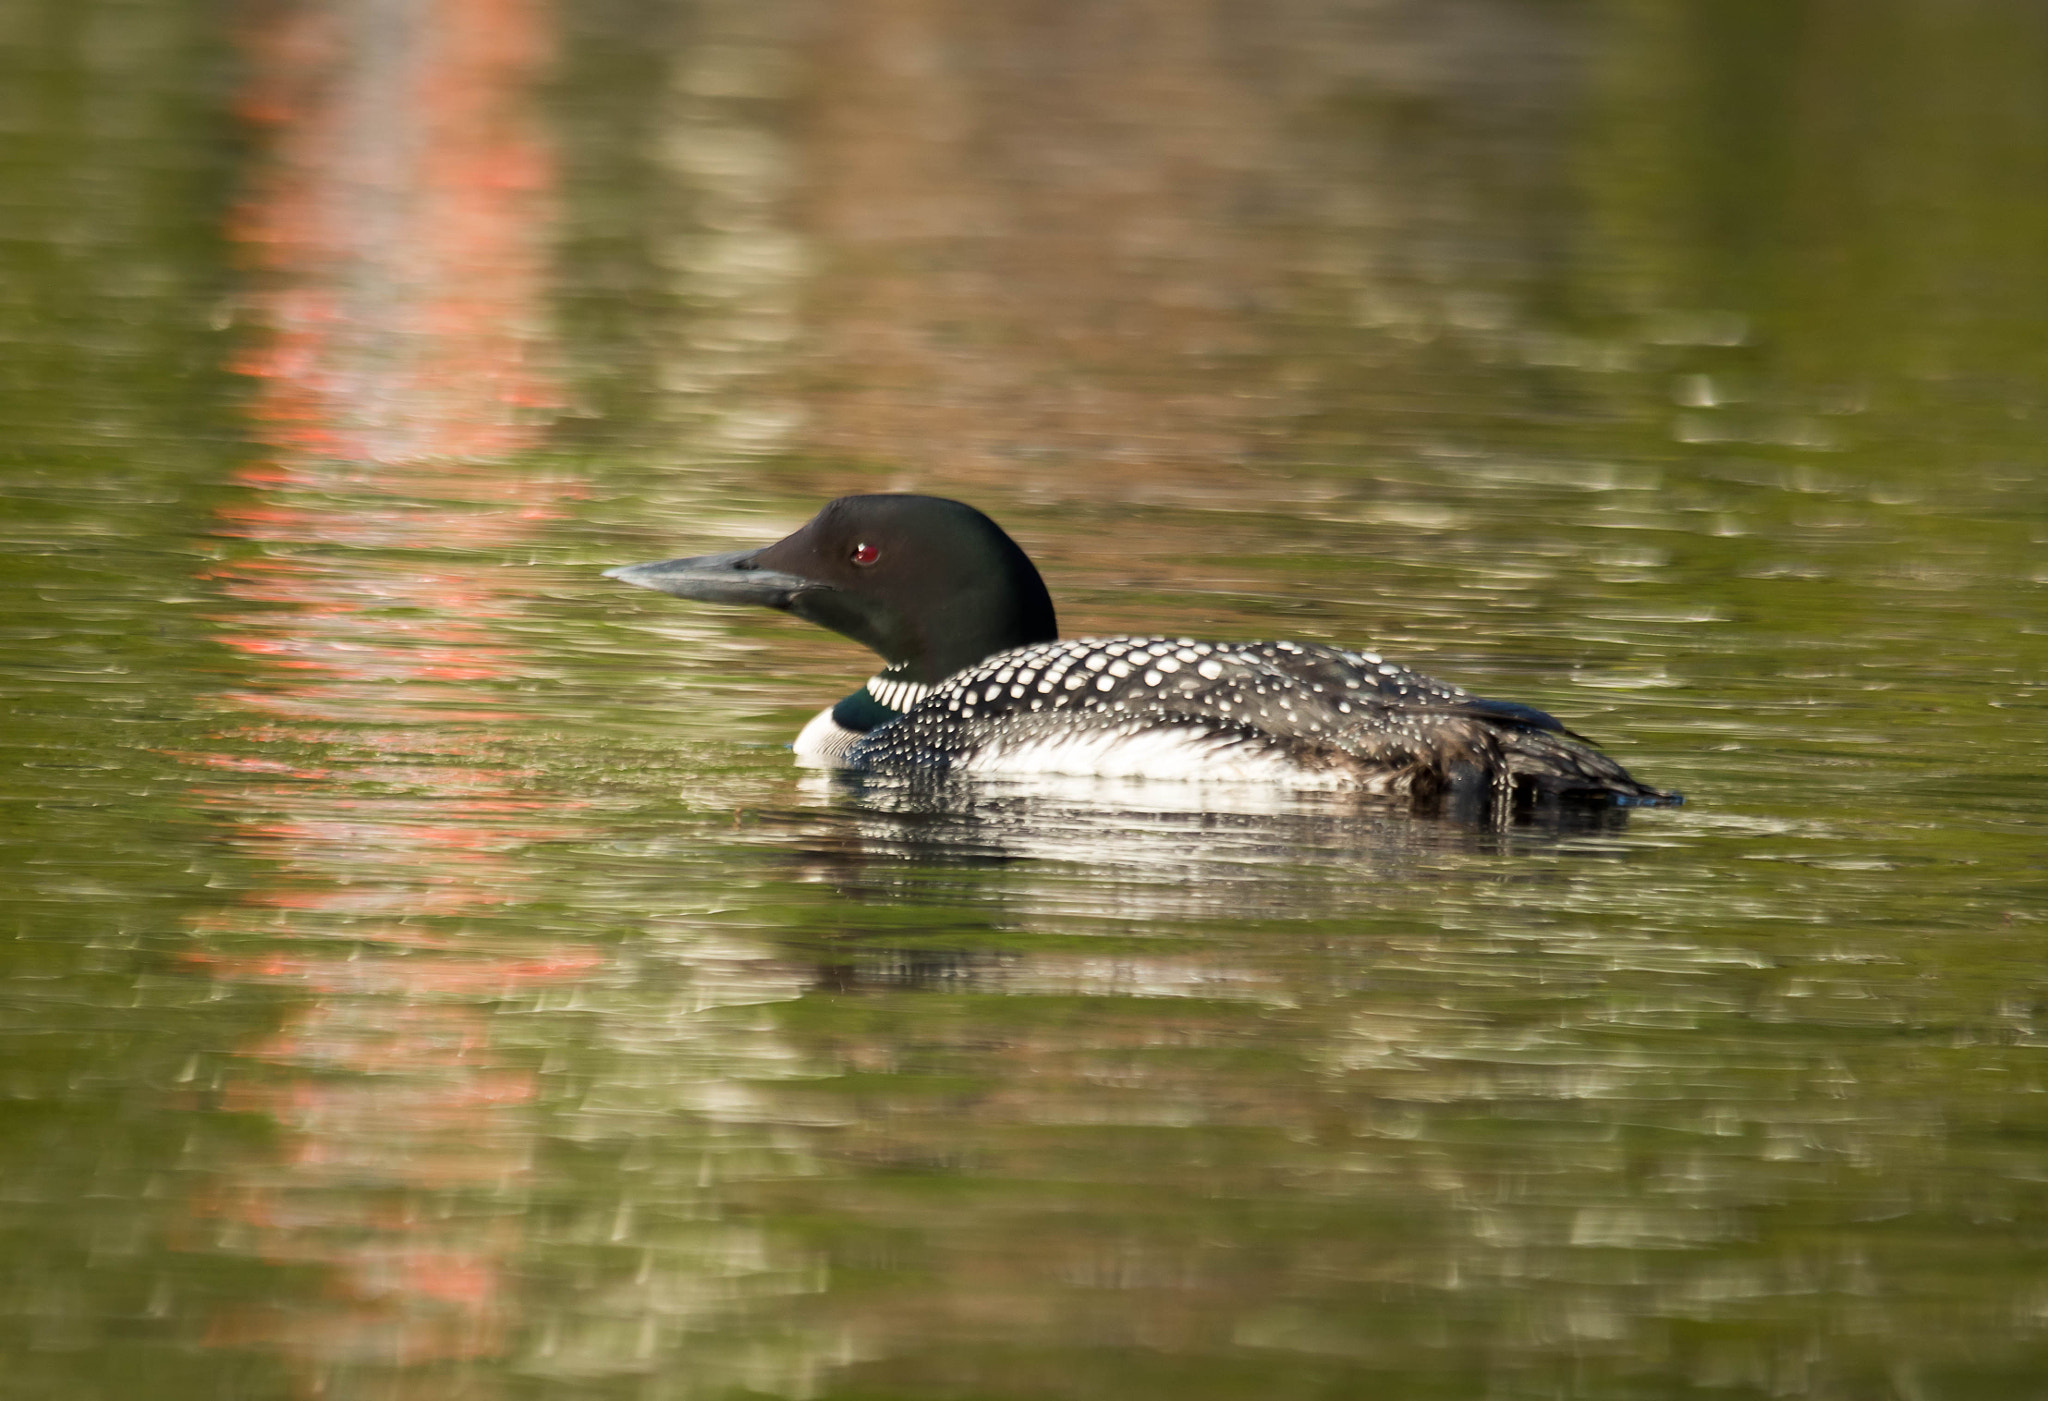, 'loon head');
605,494,1059,684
